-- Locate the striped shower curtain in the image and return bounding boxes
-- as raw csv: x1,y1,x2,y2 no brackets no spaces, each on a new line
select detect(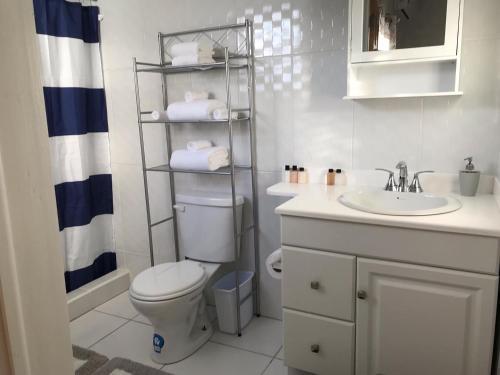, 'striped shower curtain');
33,0,116,292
